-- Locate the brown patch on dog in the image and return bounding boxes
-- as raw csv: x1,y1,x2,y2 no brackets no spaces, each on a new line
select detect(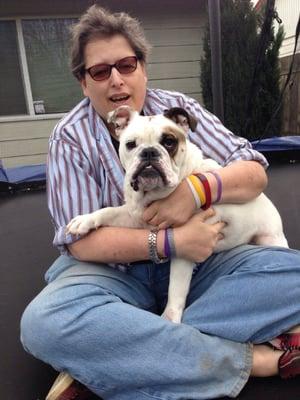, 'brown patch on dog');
159,126,185,158
164,107,197,132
